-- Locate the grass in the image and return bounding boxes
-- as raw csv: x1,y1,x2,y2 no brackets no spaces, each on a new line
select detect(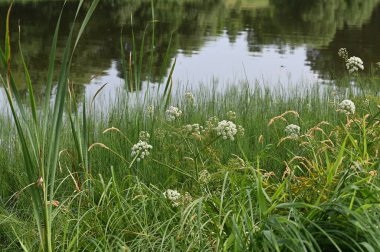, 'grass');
1,1,380,251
